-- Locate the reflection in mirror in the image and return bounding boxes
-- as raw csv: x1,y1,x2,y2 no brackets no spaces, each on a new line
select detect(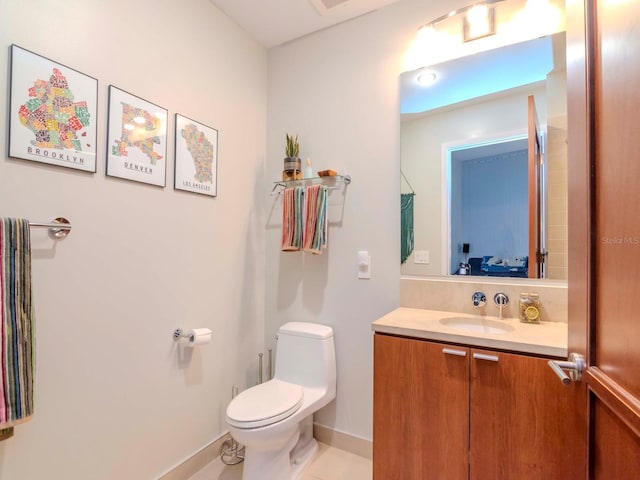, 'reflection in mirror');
400,32,567,281
449,136,529,277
